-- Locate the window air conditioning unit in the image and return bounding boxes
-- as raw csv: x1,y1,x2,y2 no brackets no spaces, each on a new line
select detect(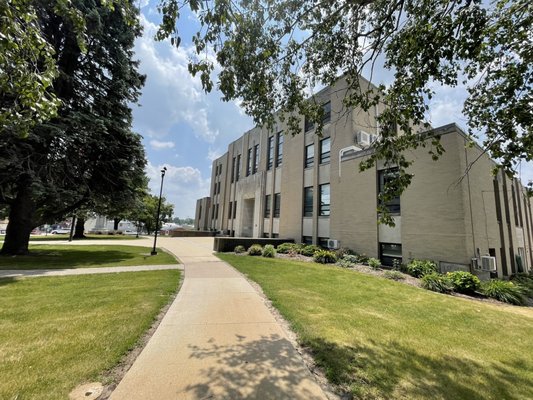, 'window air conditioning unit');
480,256,497,271
327,239,340,250
356,131,371,147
